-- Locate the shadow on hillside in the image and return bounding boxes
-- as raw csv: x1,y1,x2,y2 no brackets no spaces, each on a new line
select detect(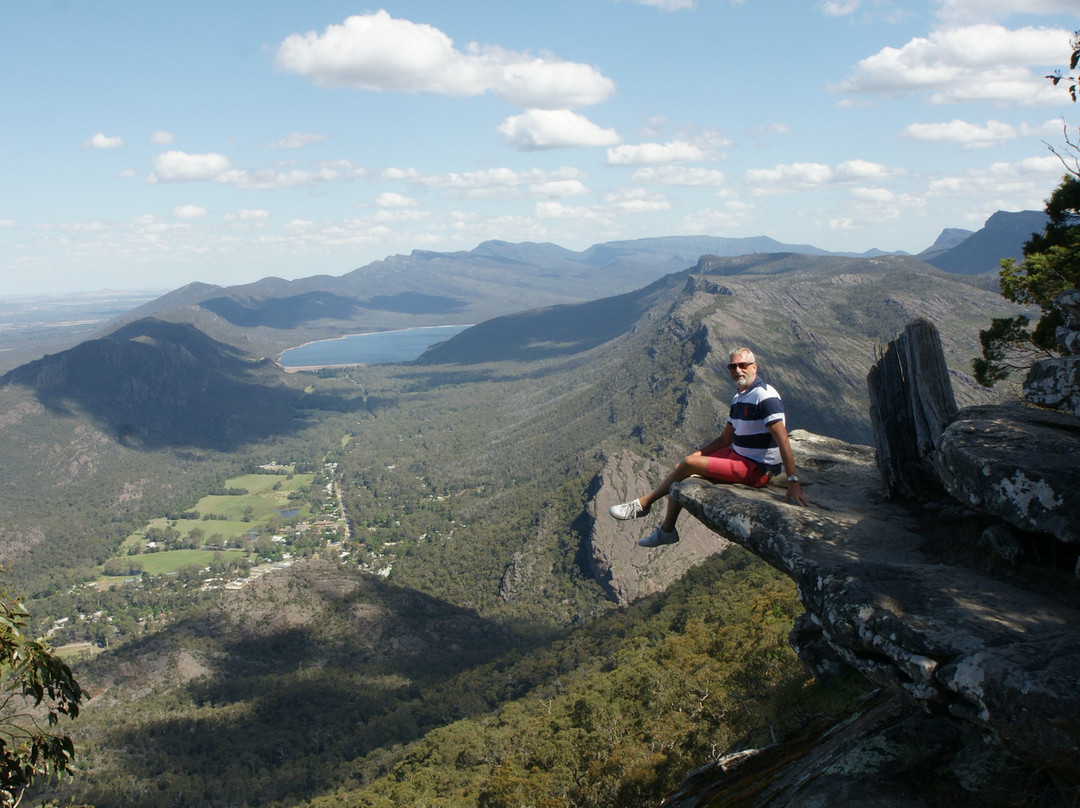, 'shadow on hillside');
1,318,369,450
77,564,530,807
415,283,665,366
199,290,467,328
